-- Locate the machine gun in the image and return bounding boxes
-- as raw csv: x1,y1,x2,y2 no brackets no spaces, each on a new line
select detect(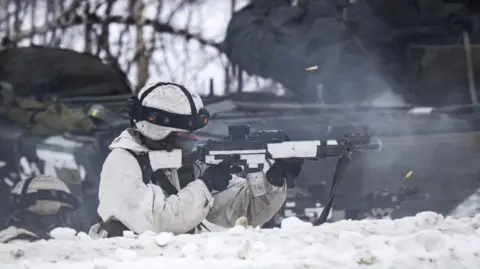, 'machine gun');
133,124,382,226
196,124,382,171
194,124,383,226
